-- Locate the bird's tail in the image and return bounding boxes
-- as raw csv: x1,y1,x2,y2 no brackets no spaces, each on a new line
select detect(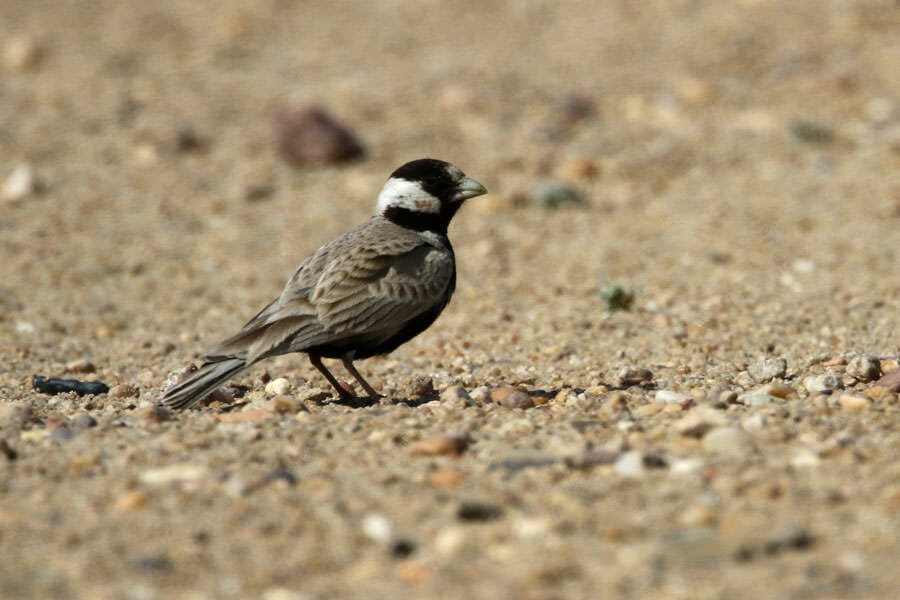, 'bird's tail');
159,356,247,410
